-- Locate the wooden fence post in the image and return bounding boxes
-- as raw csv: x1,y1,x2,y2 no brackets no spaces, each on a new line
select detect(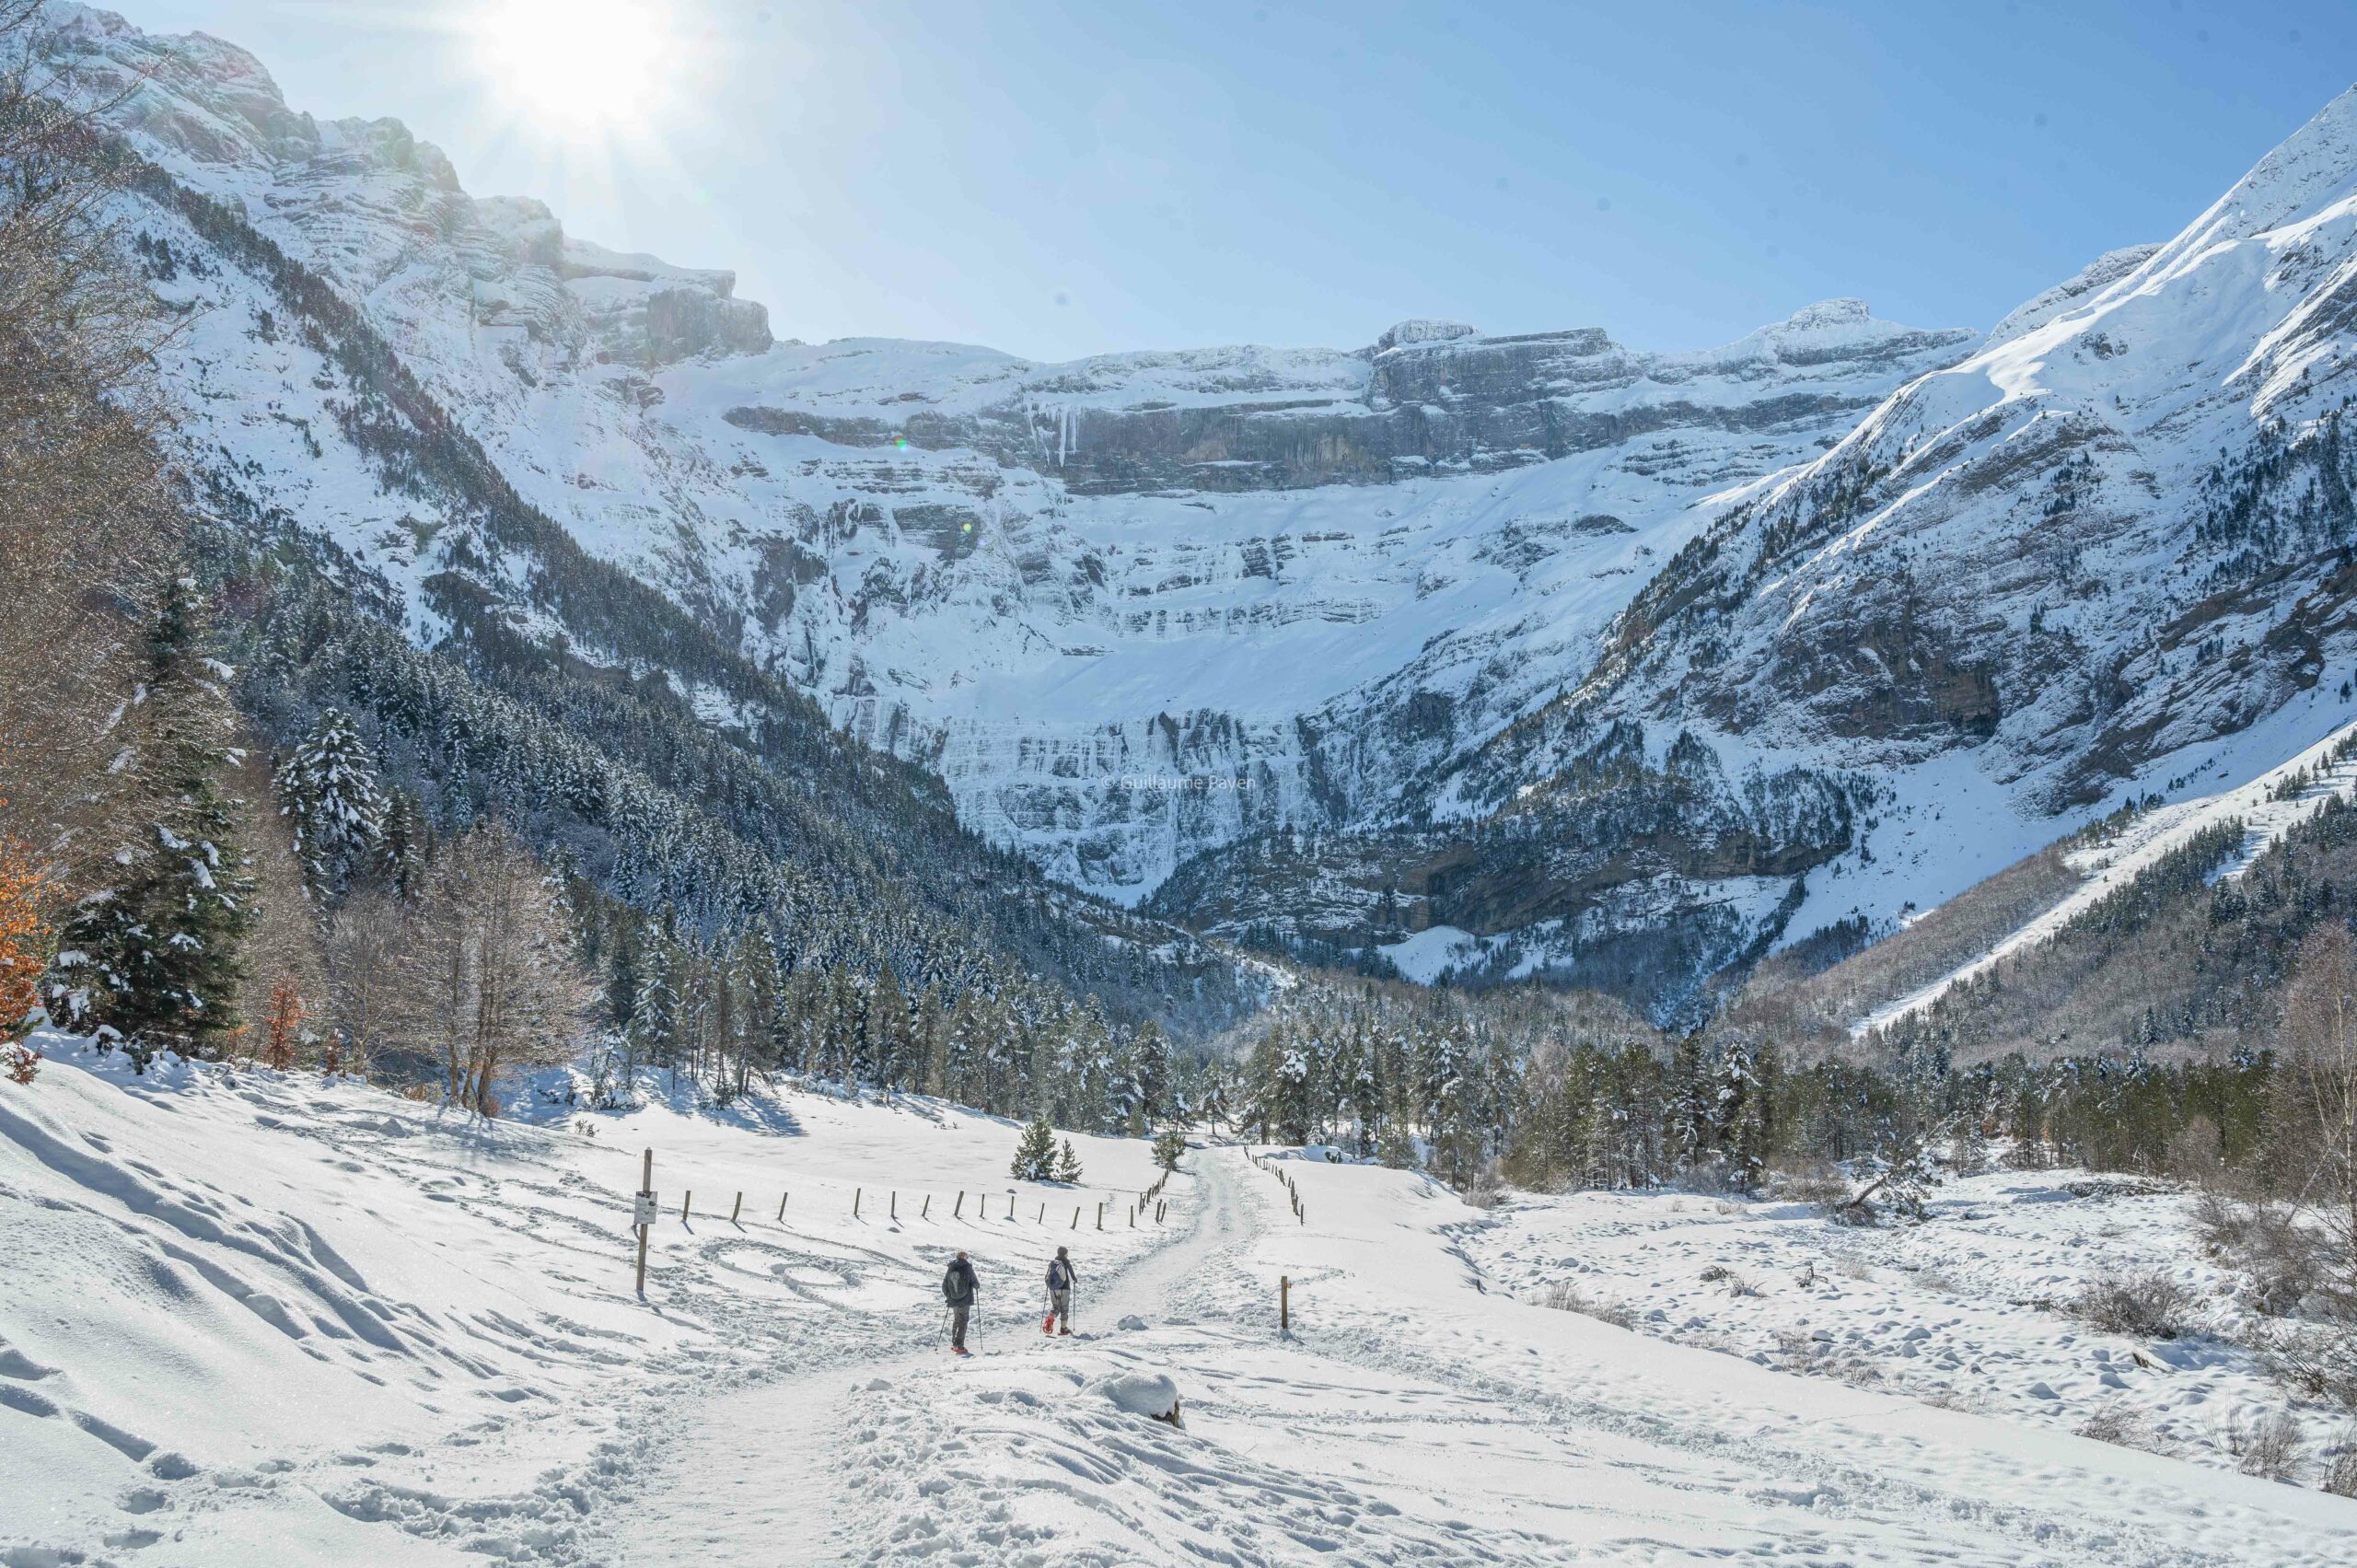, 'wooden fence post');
681,1190,692,1223
1096,1202,1104,1230
731,1192,742,1223
954,1191,964,1218
777,1191,788,1220
922,1194,931,1219
890,1191,897,1220
1071,1206,1080,1229
633,1148,654,1295
1037,1202,1045,1224
1281,1274,1290,1332
853,1188,861,1219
